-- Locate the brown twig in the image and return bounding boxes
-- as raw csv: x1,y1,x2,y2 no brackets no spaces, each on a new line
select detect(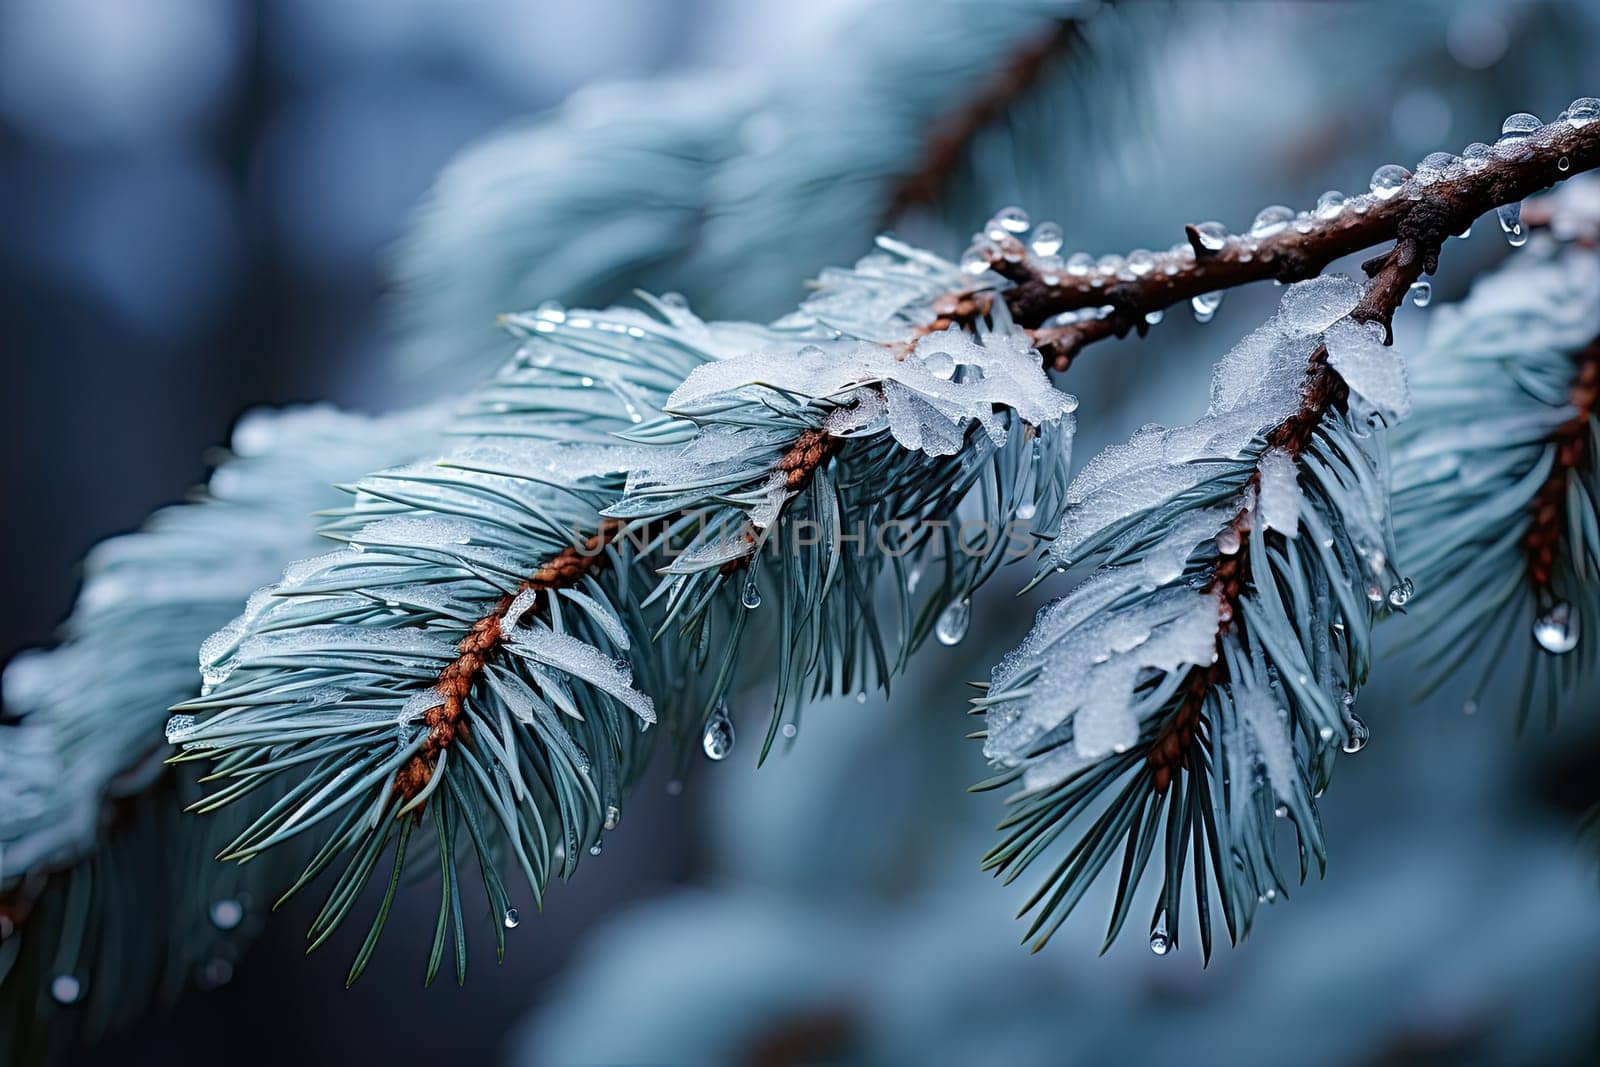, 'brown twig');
887,21,1079,215
961,117,1600,368
1523,337,1600,591
393,520,624,806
